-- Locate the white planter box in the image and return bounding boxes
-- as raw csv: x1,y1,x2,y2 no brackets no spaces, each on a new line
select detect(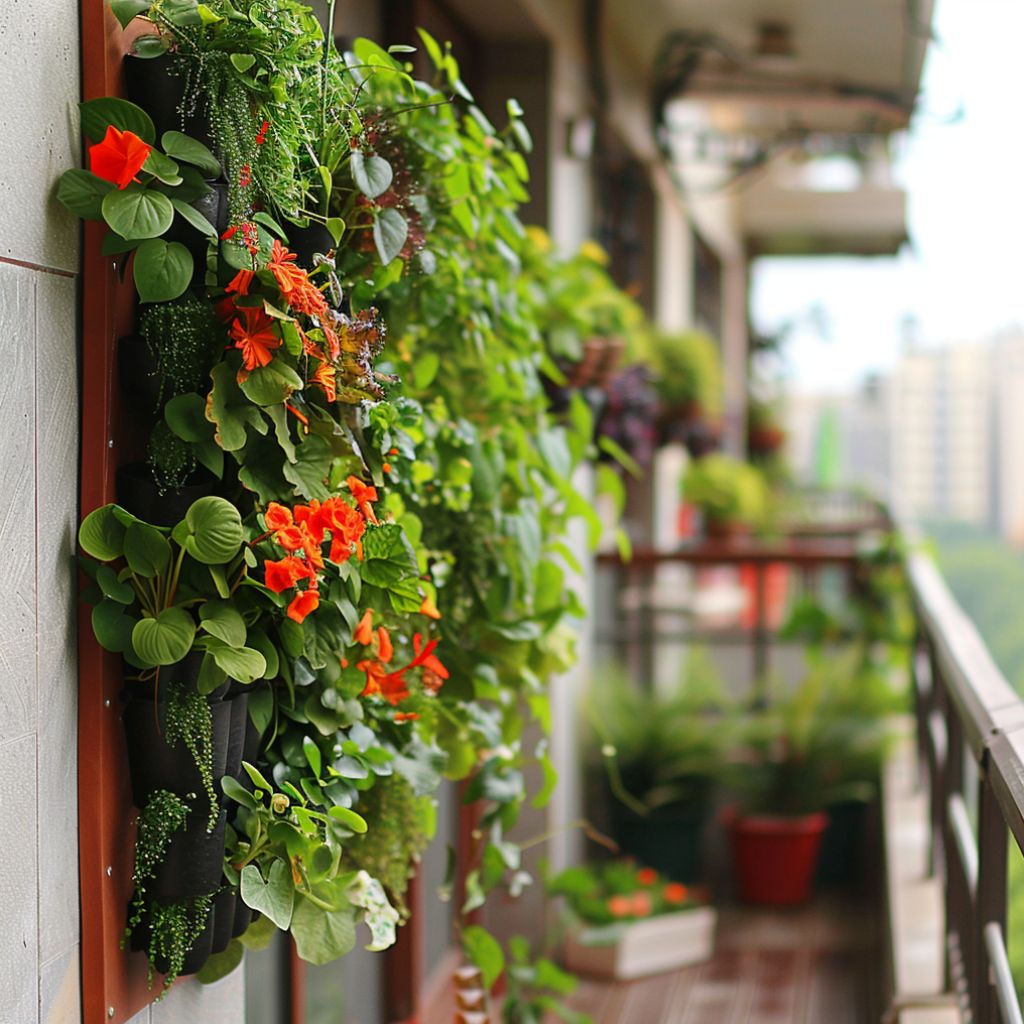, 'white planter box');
564,906,717,980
